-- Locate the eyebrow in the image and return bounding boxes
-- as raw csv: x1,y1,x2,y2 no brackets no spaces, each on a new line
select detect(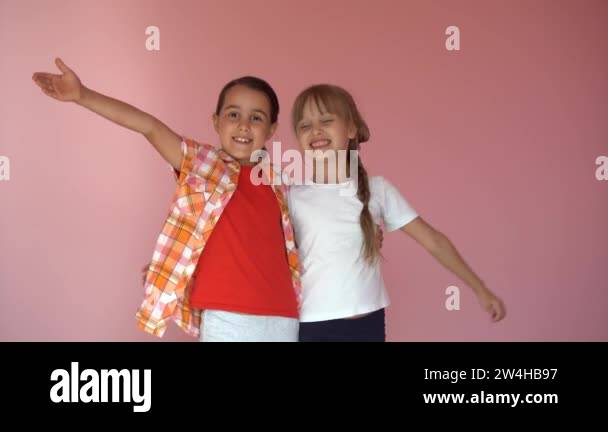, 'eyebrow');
224,105,269,119
297,113,334,126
